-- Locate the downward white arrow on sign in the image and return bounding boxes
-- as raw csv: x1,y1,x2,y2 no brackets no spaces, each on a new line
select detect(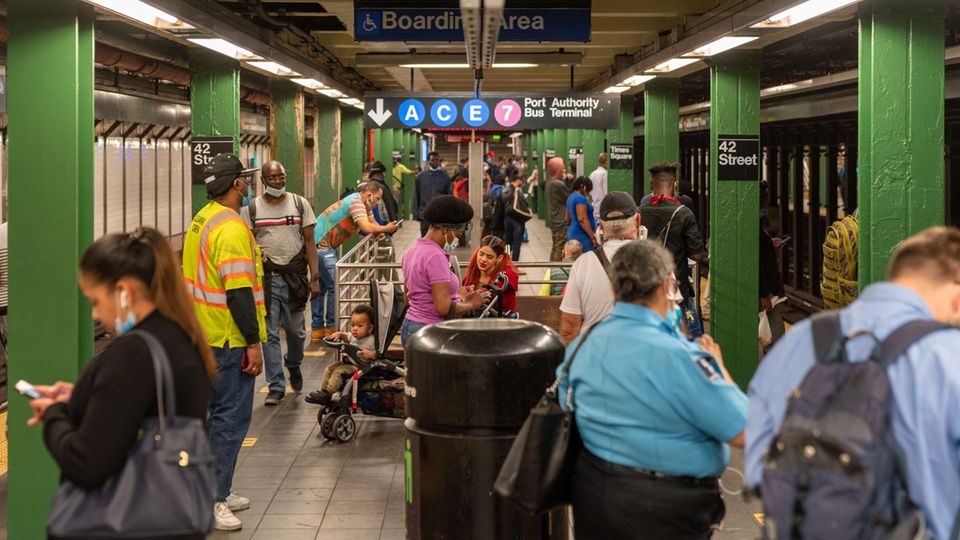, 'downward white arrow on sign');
367,99,392,126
